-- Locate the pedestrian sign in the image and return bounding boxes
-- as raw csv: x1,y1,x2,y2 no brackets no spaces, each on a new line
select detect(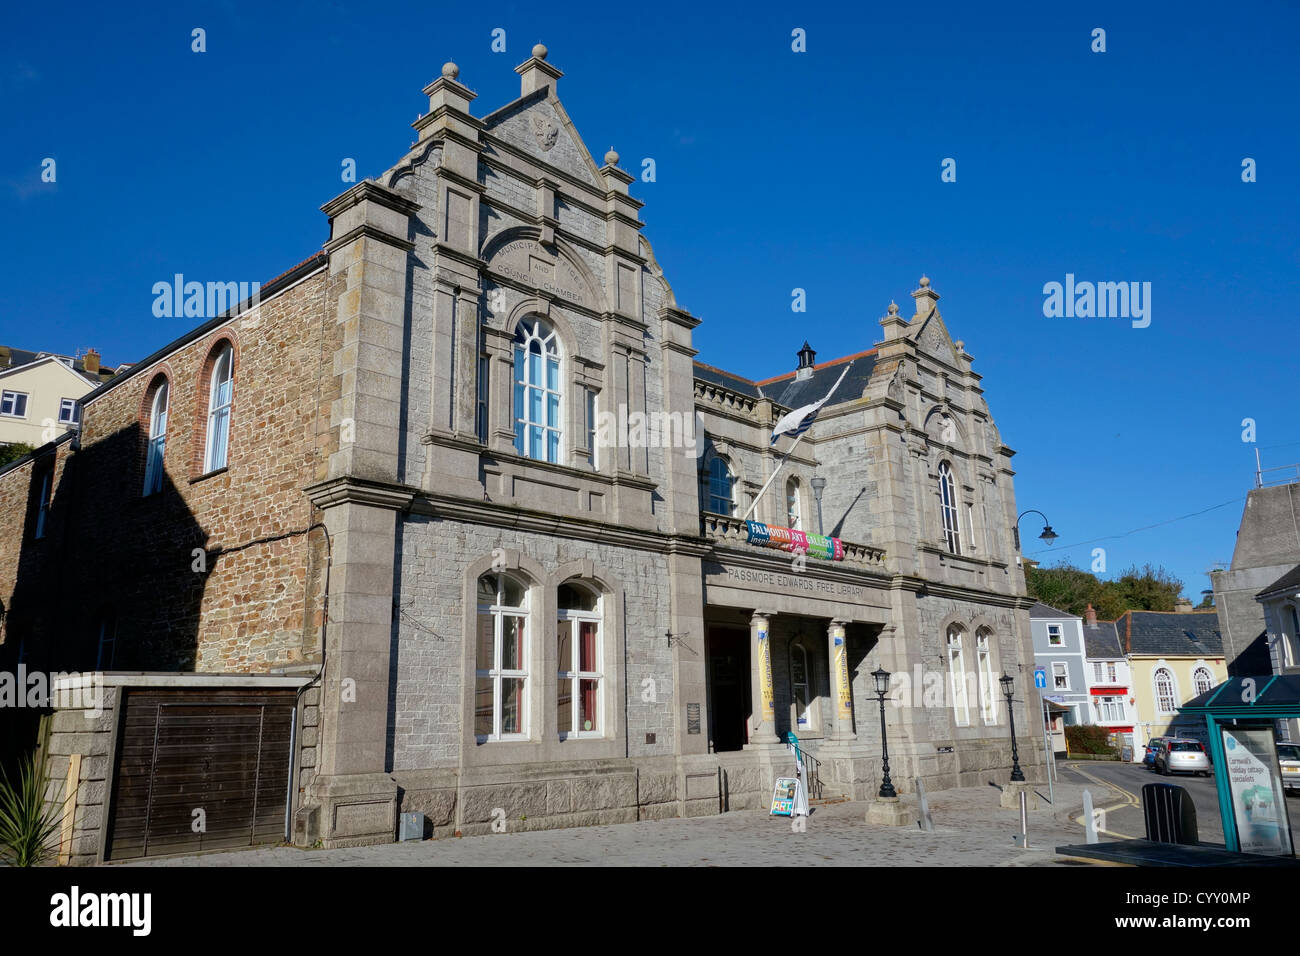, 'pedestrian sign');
1034,667,1048,689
